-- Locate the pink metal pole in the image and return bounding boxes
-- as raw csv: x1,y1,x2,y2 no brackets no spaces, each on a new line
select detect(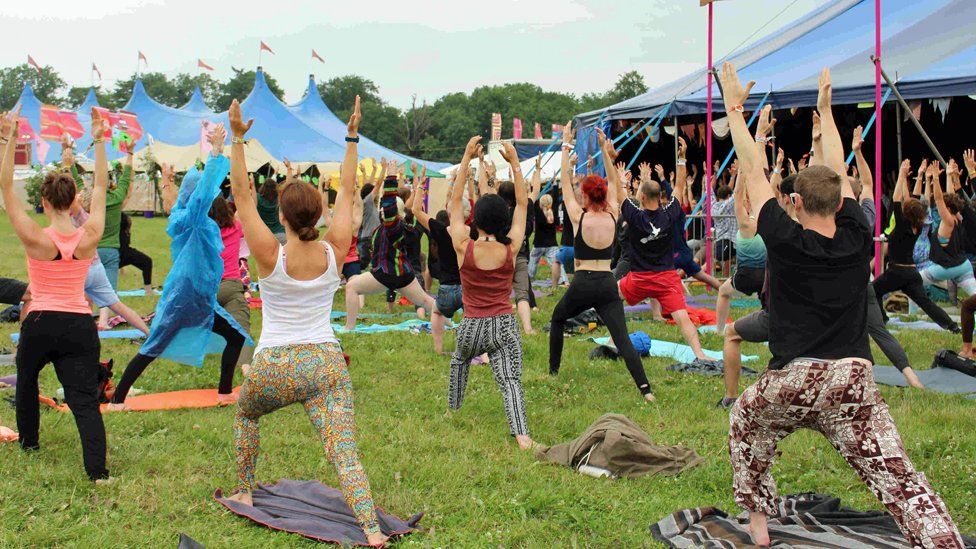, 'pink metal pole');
873,0,883,276
705,1,714,275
